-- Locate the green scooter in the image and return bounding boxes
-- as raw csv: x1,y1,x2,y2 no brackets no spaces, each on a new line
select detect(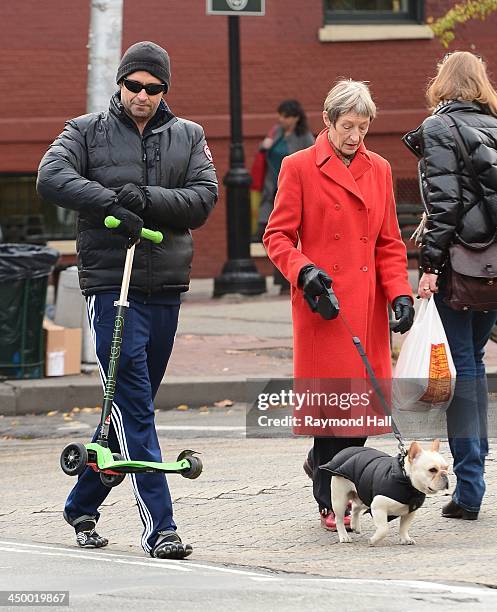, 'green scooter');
59,216,202,487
